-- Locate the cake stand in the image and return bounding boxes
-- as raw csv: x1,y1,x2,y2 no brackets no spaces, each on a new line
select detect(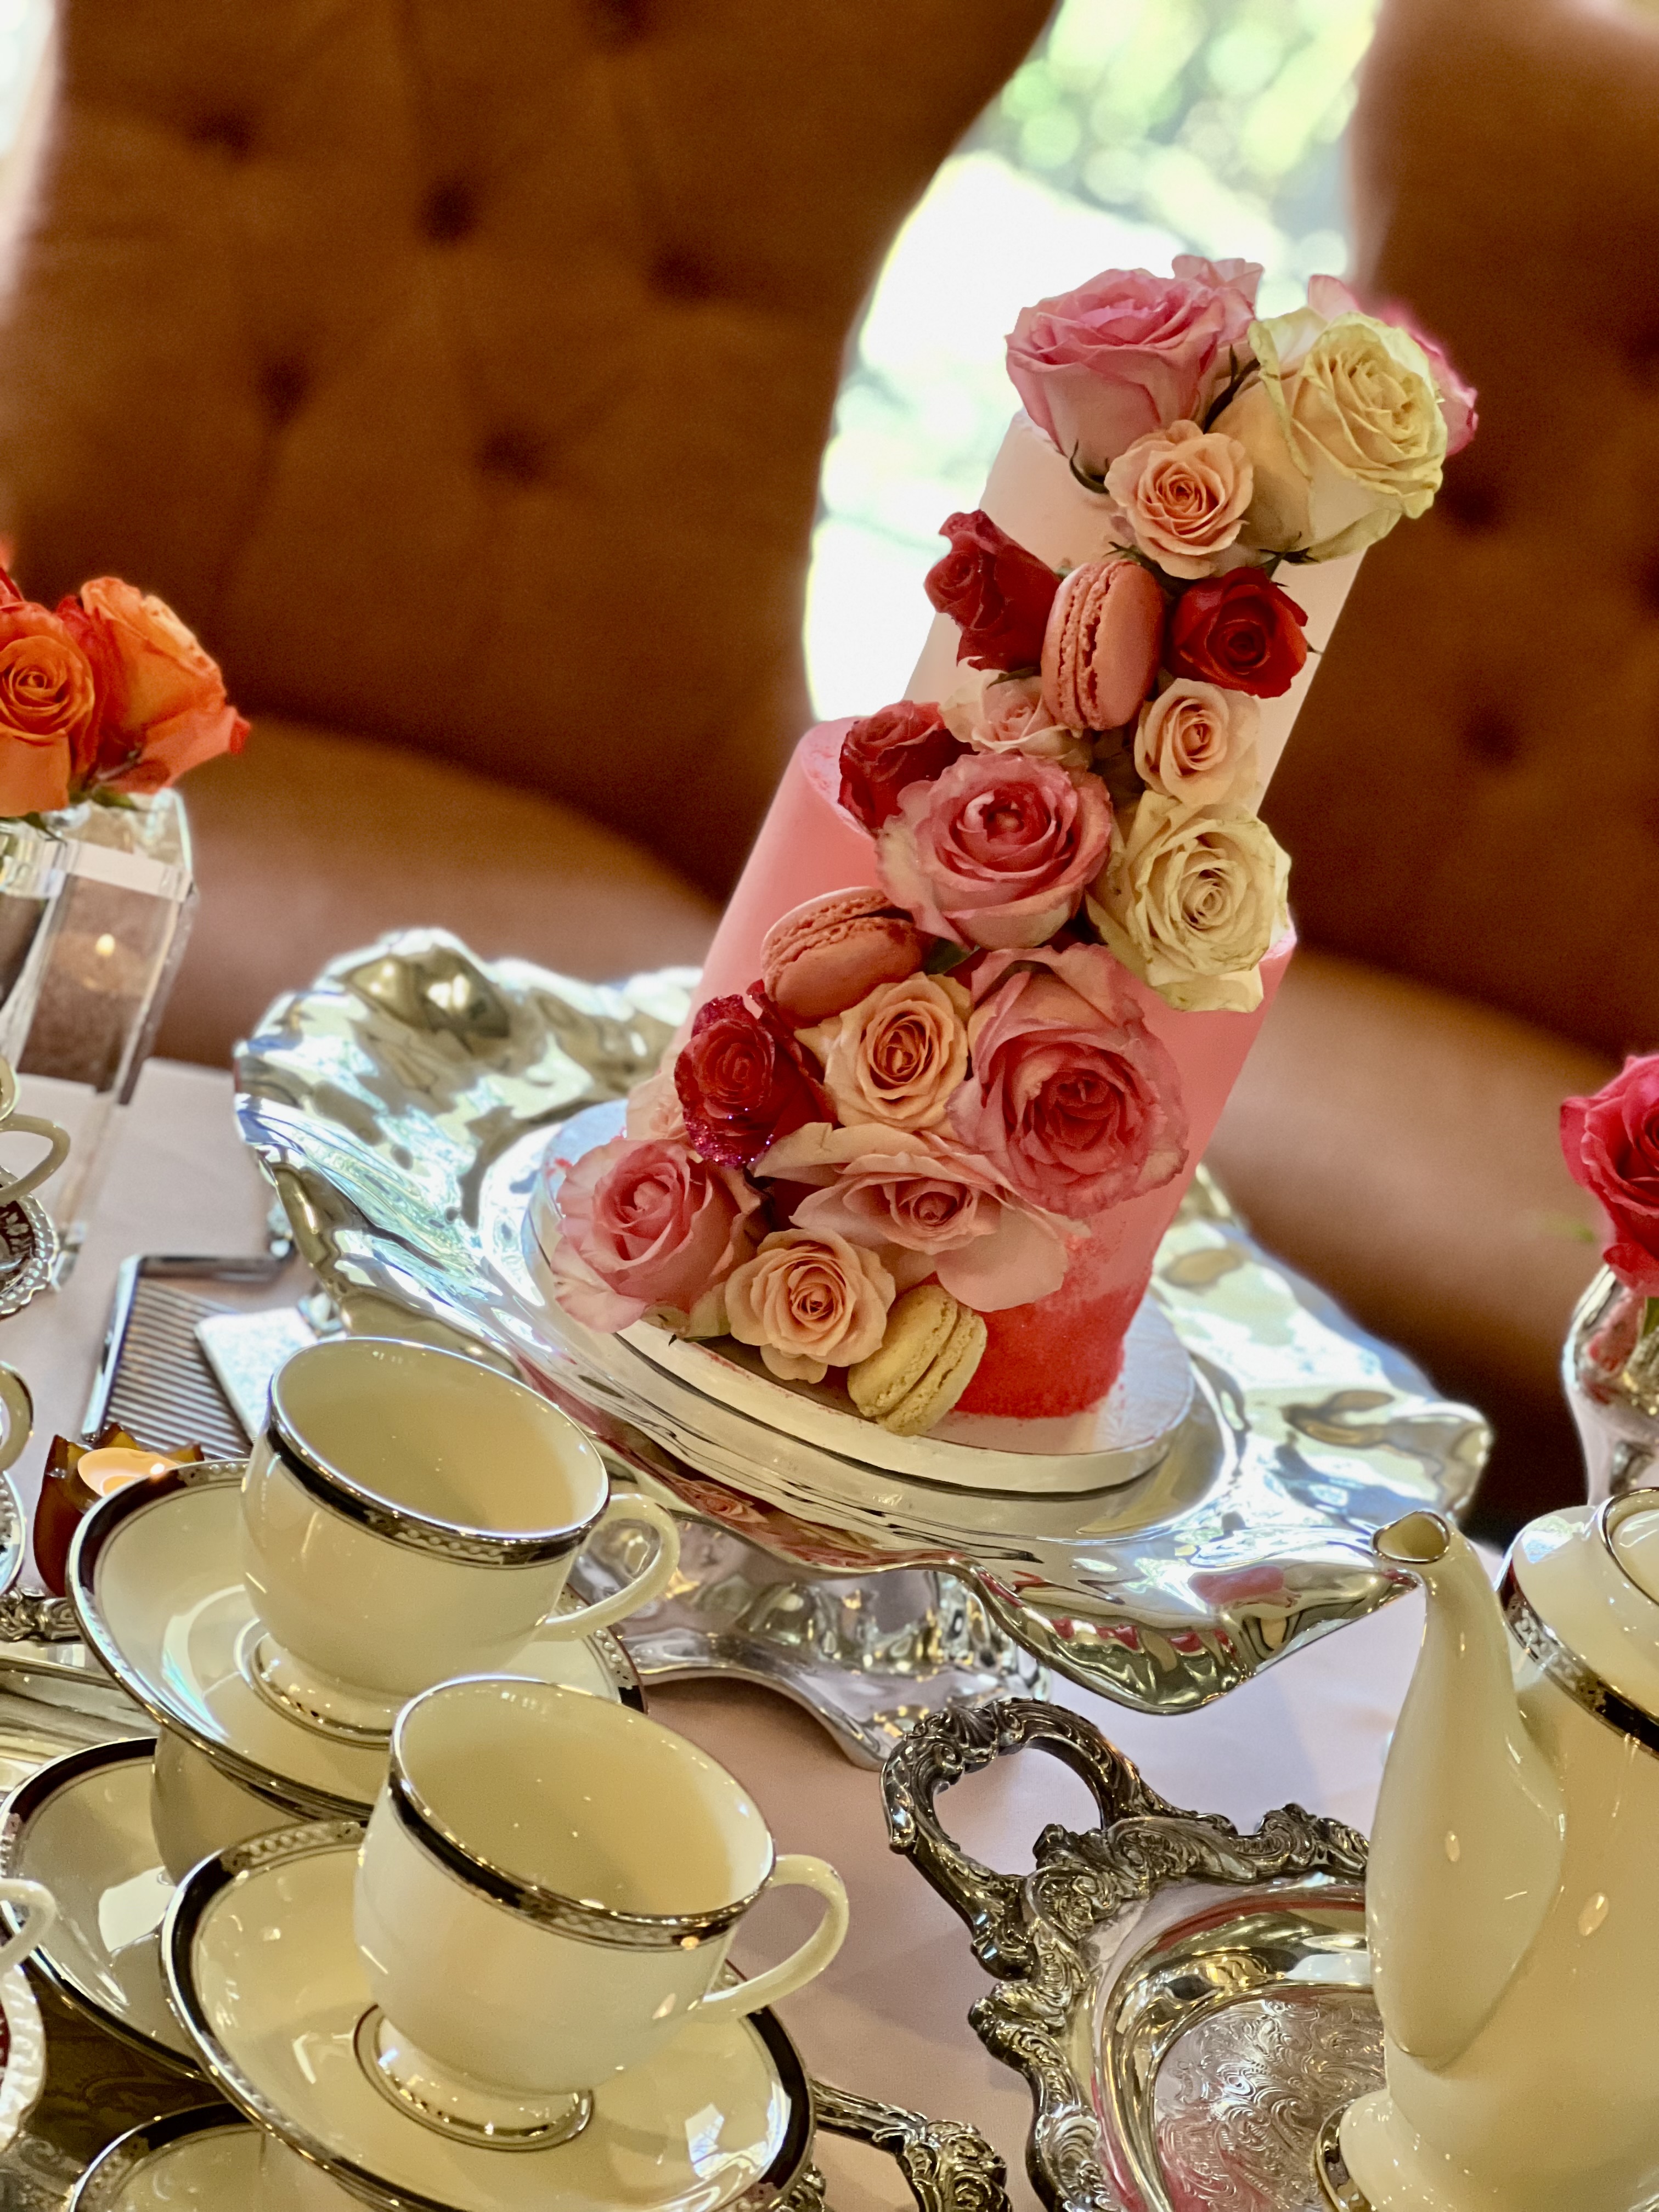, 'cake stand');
235,929,1488,1751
